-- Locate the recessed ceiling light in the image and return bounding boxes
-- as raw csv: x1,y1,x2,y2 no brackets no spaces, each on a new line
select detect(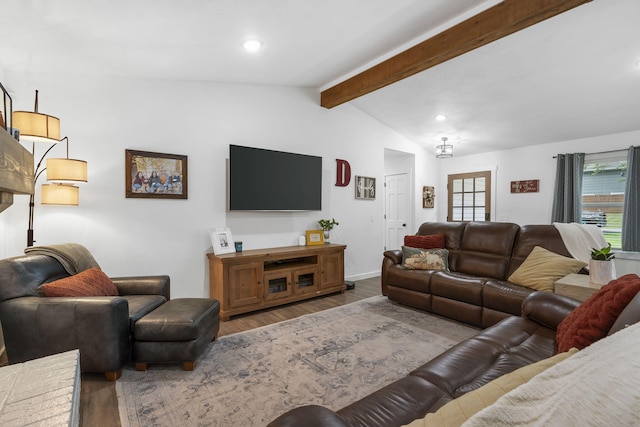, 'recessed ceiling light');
435,114,447,121
243,39,262,52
